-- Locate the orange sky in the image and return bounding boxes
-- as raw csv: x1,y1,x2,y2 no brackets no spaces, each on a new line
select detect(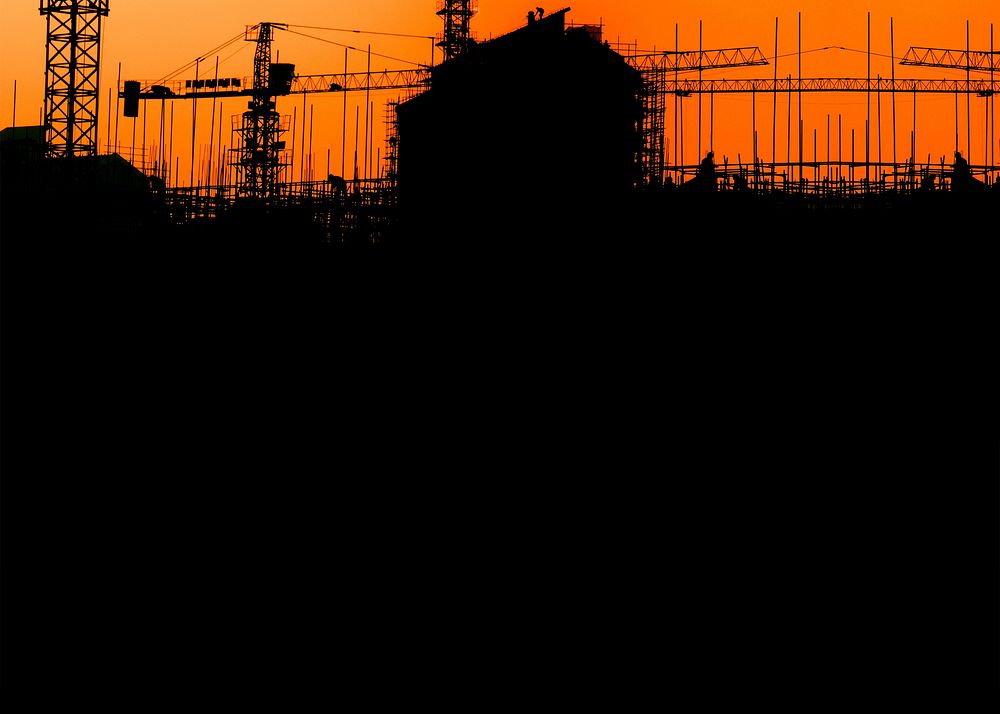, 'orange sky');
1,1,996,185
